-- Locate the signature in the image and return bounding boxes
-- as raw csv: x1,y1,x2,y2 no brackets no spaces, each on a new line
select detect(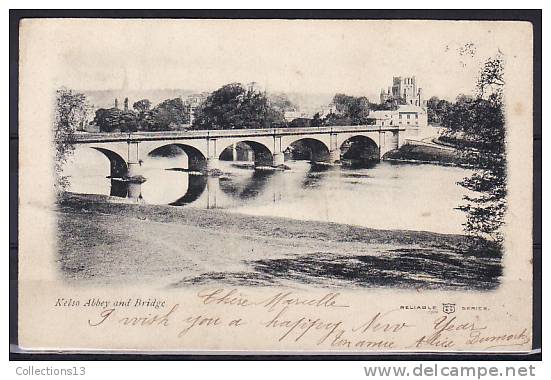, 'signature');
197,288,350,312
